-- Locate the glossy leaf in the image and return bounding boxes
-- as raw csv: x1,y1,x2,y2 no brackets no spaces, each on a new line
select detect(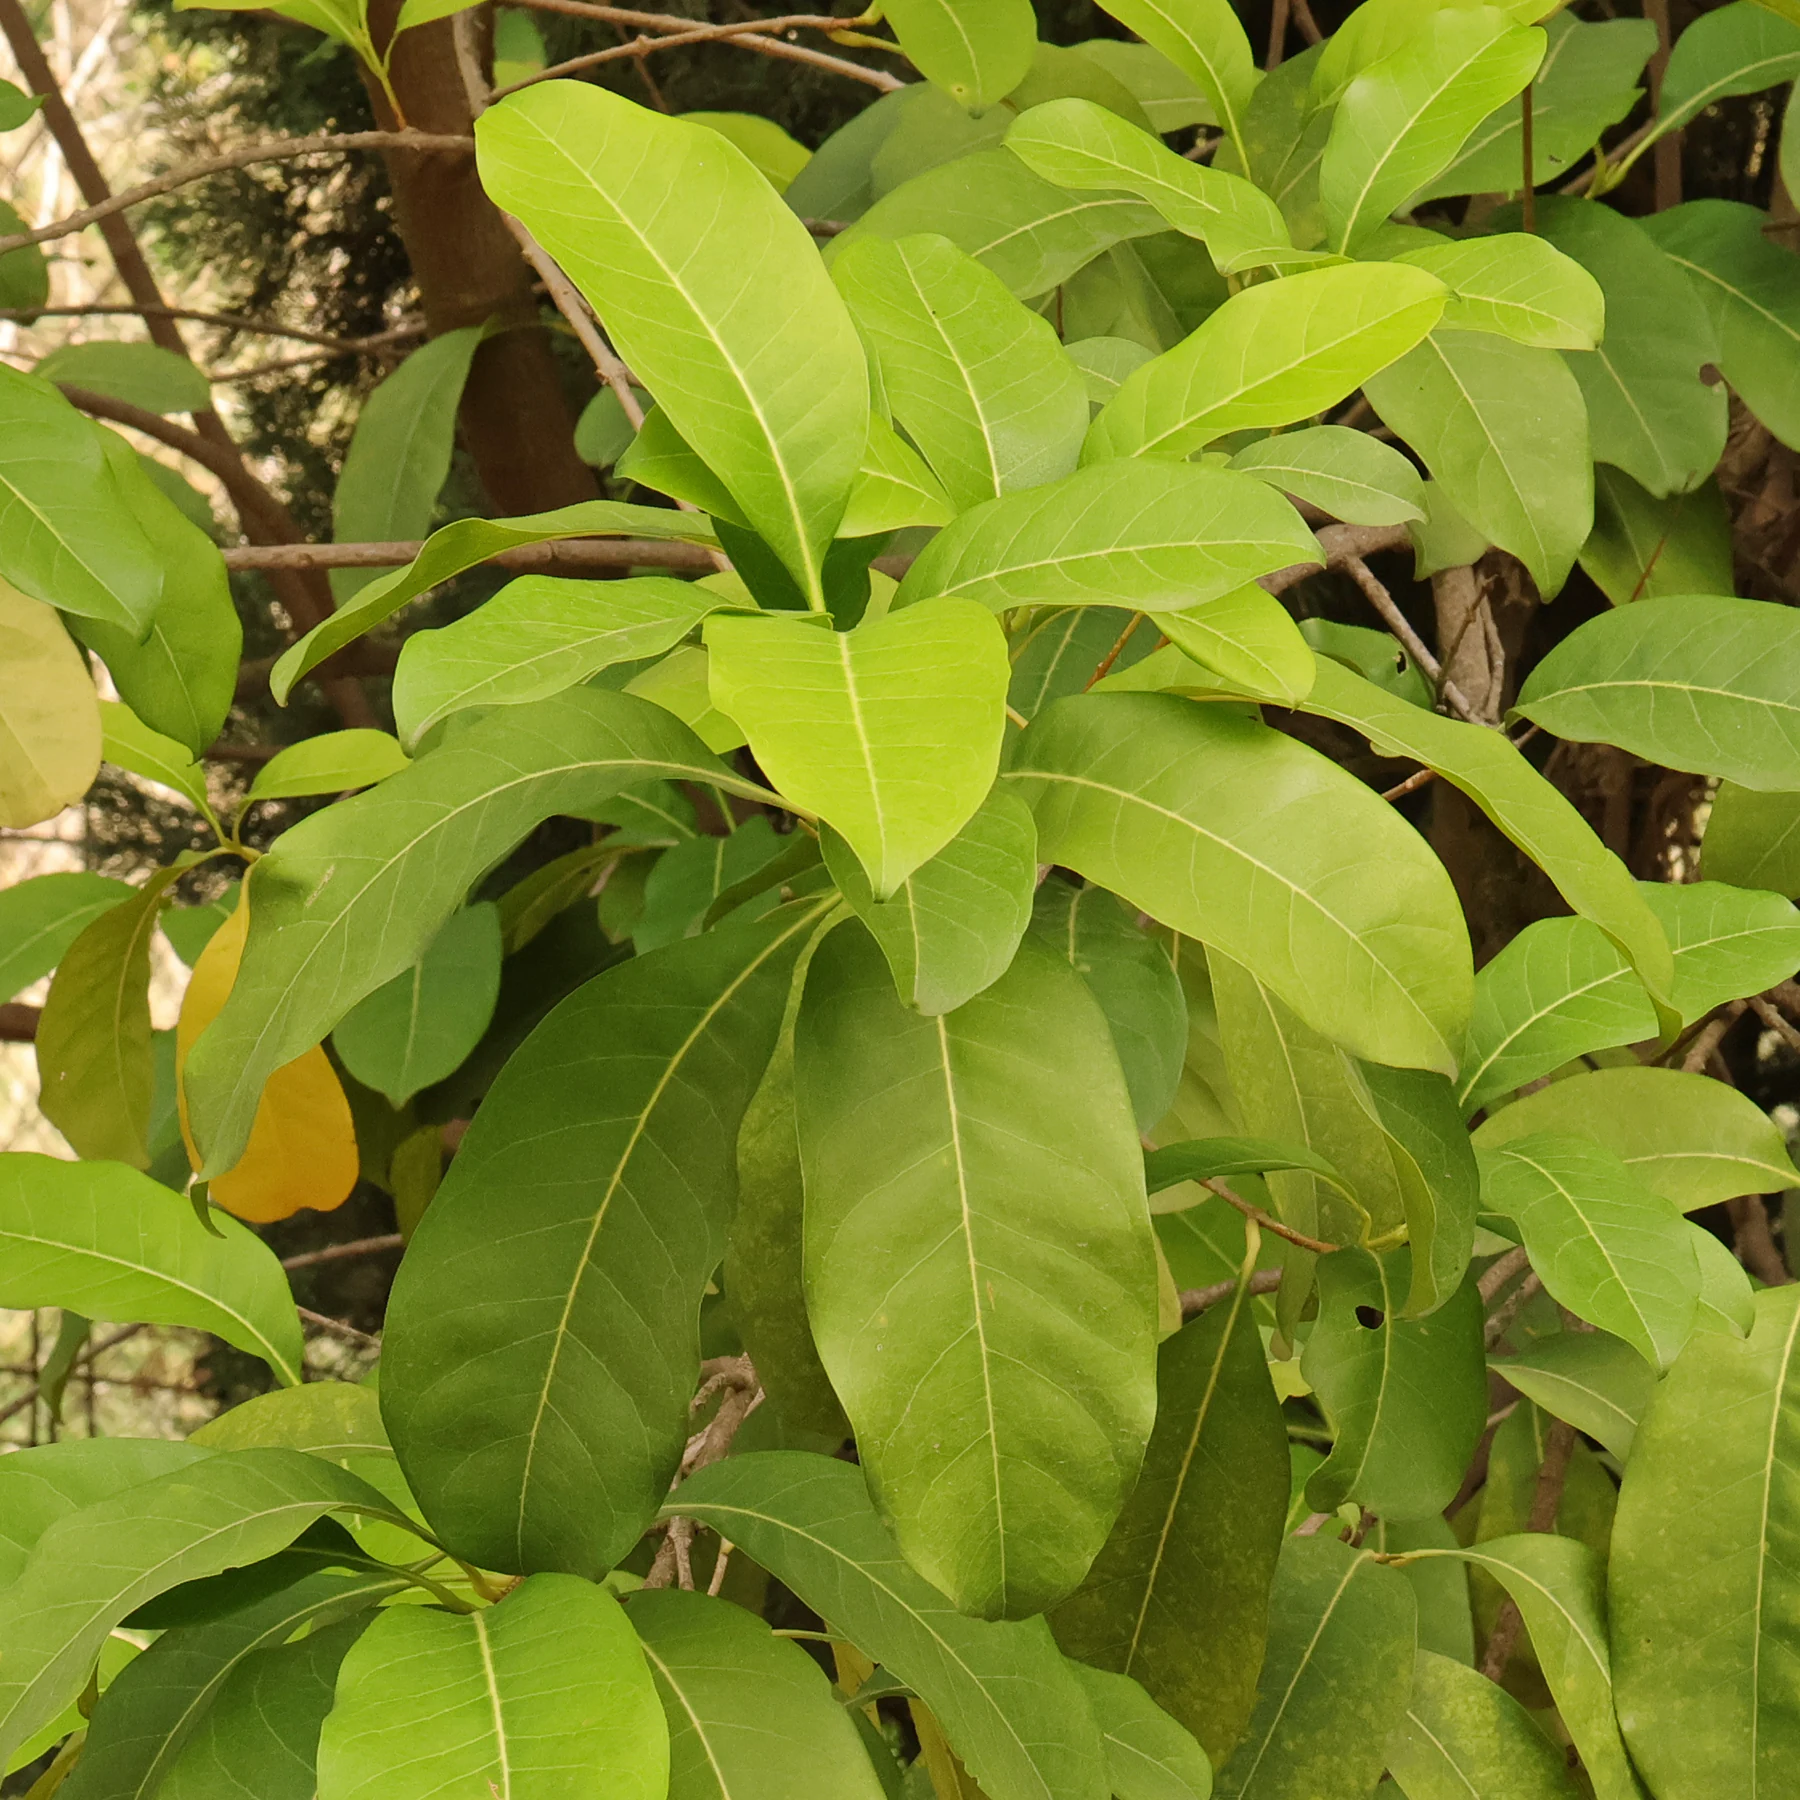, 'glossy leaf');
0,581,100,828
1215,1537,1416,1800
1153,586,1317,709
1006,692,1473,1074
1495,1329,1655,1461
673,1451,1110,1800
382,908,815,1577
1580,467,1735,605
245,729,409,803
1386,1649,1580,1800
1396,232,1605,350
1069,1666,1213,1800
823,790,1037,1015
1051,1275,1287,1765
316,1574,667,1800
833,231,1089,512
1227,426,1426,526
1703,780,1800,893
707,601,1008,898
1610,1285,1800,1800
882,0,1034,109
1086,263,1446,461
796,925,1156,1619
0,871,132,1003
1365,329,1592,593
477,83,867,607
1099,0,1260,159
629,1589,889,1800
